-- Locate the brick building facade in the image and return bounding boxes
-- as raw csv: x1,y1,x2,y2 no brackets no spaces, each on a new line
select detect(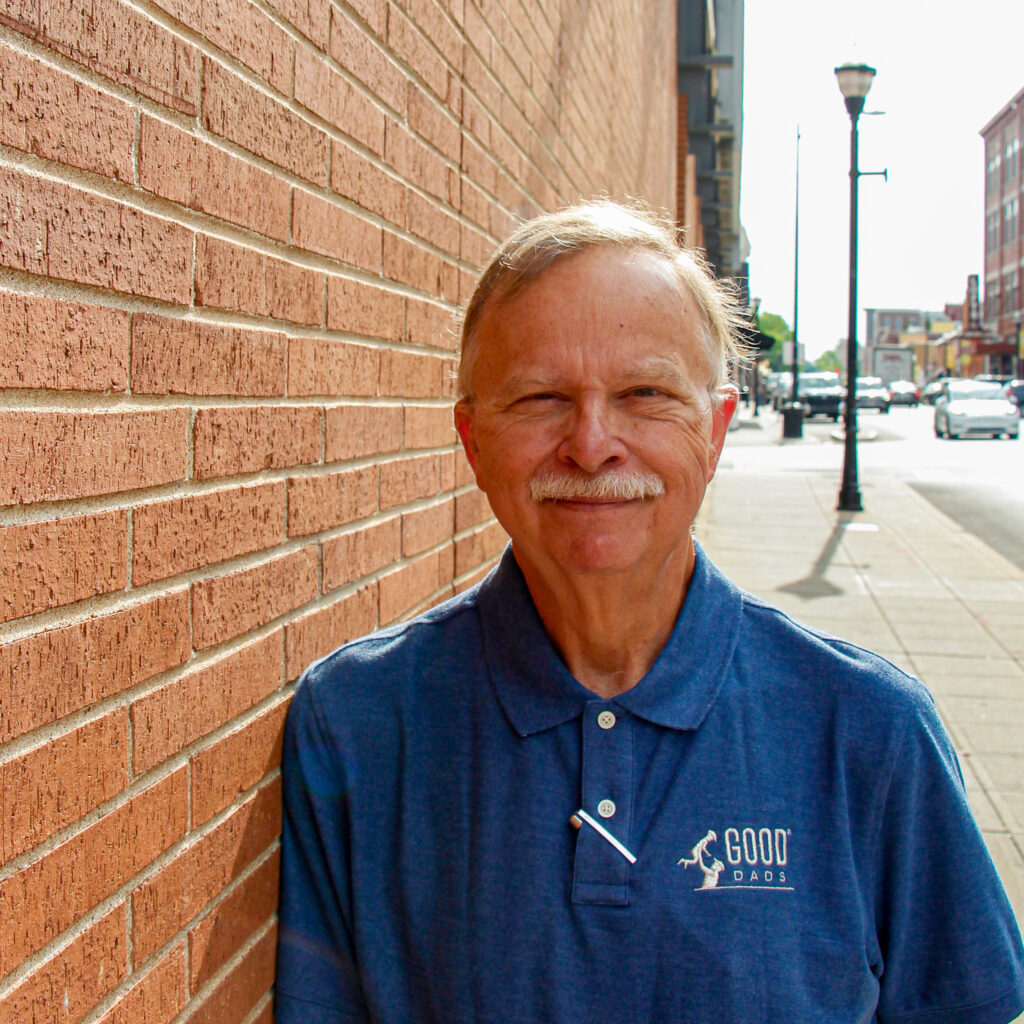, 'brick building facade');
0,1,677,1020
